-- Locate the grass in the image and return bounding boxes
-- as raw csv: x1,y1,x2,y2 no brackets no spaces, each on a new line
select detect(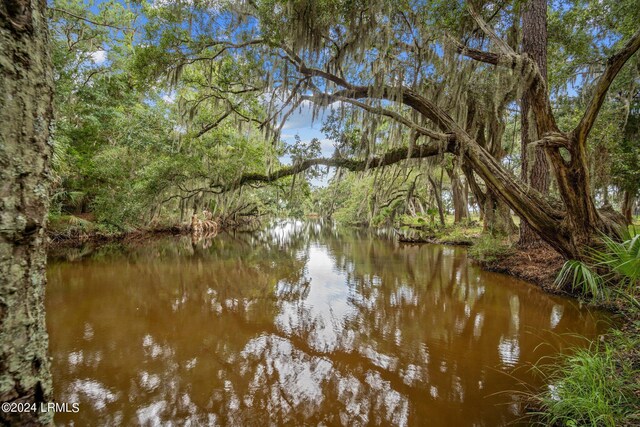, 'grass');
531,327,640,427
467,234,512,262
435,221,483,243
540,227,640,426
